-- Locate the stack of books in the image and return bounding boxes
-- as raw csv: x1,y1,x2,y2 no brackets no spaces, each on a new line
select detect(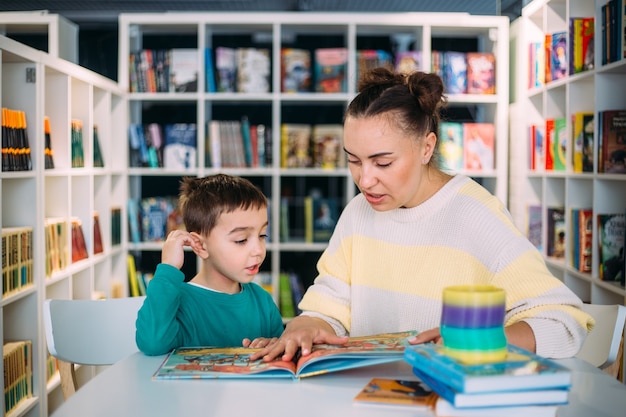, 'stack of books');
403,343,571,416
